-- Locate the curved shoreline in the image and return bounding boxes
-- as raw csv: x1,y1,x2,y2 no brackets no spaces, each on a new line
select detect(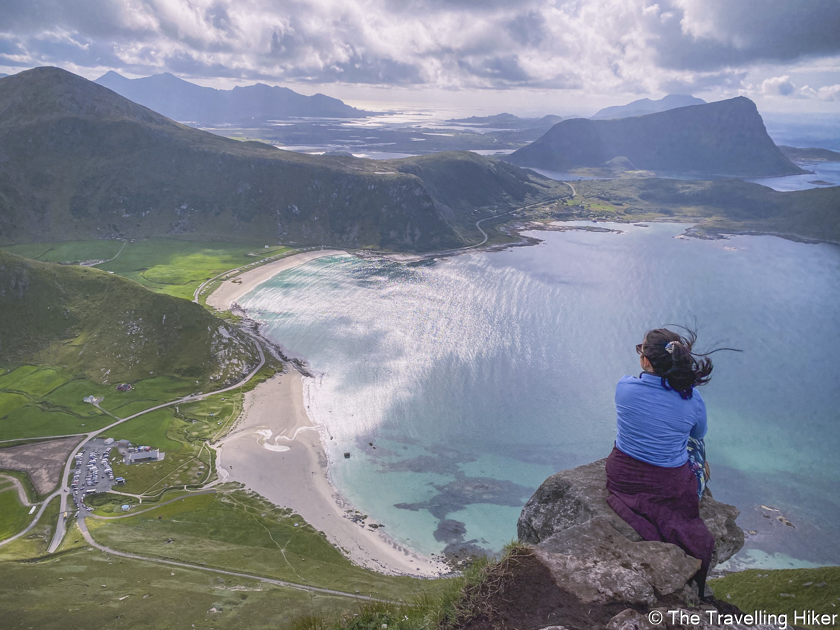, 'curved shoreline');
215,372,447,577
206,249,348,311
207,252,448,578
